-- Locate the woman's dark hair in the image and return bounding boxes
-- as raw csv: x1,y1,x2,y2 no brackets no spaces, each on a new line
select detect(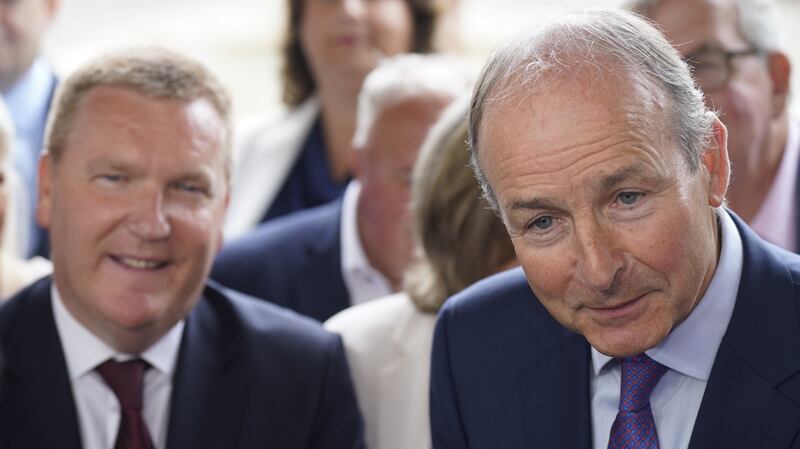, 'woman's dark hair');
281,0,440,106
